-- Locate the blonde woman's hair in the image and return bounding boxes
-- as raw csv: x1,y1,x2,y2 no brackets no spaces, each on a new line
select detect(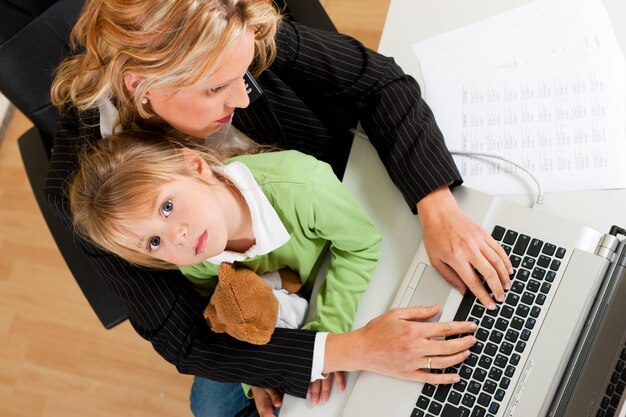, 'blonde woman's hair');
70,130,242,270
52,0,281,130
